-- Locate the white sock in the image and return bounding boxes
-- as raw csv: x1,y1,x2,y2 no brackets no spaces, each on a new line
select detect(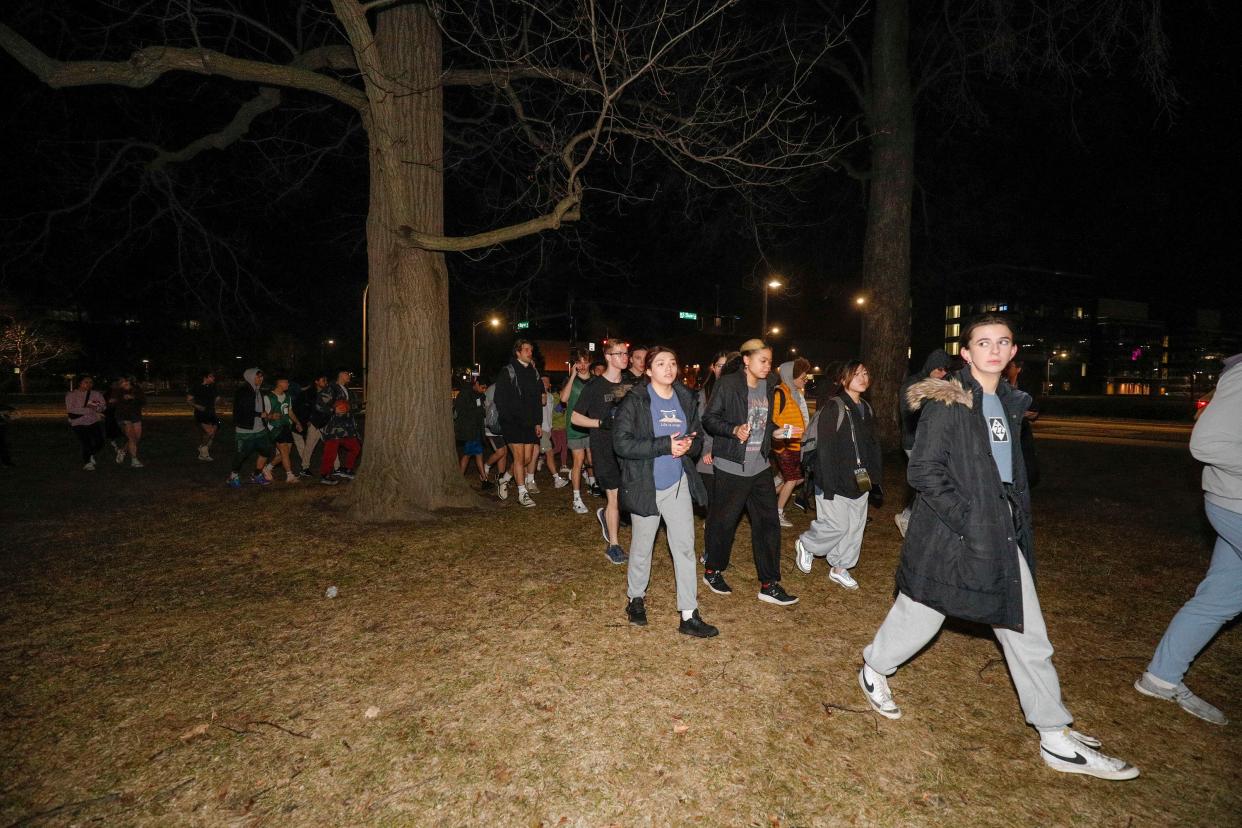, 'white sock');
483,463,491,476
517,485,528,496
680,609,695,621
